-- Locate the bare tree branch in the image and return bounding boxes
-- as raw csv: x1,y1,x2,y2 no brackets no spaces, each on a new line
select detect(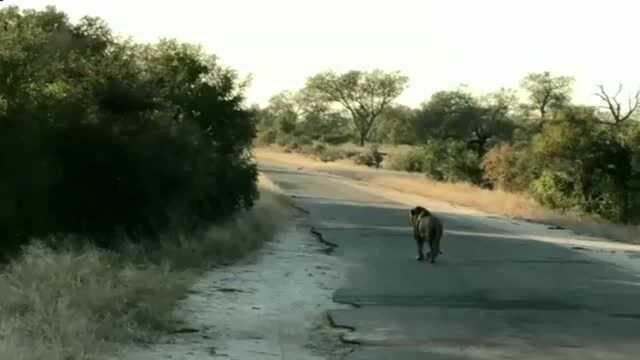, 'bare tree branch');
595,84,640,125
